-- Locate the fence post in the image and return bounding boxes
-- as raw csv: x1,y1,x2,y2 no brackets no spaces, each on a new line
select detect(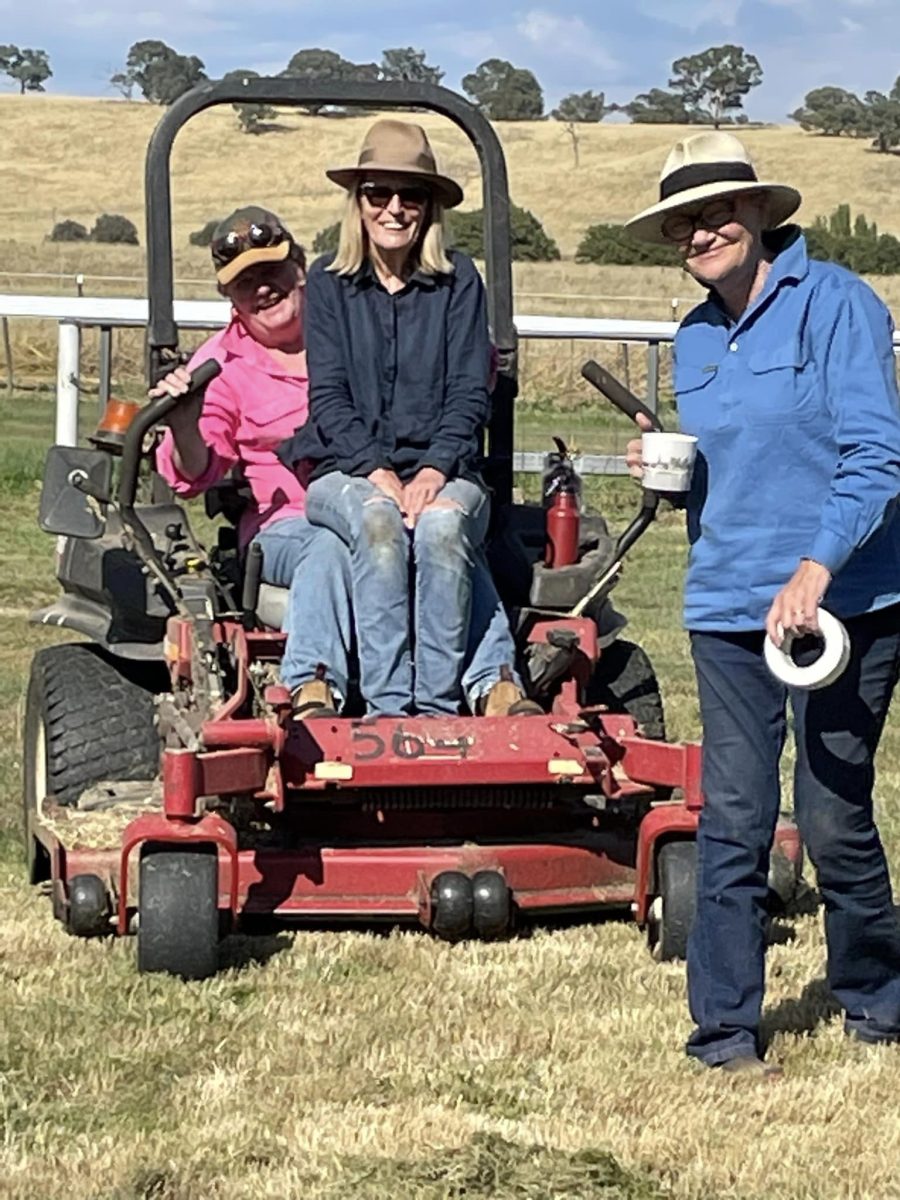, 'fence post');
646,341,660,414
56,321,81,446
98,325,112,415
1,317,12,391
